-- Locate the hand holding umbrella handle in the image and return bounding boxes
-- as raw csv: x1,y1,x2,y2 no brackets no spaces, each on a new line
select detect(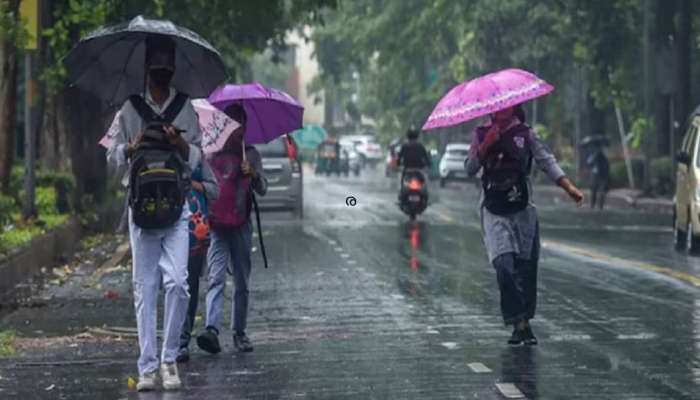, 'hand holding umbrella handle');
478,124,503,160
